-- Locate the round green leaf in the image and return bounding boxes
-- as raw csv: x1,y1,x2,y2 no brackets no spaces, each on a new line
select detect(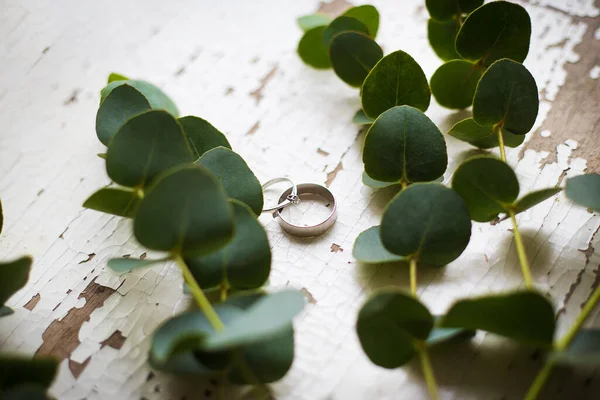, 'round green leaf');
447,118,525,149
426,0,483,22
107,72,129,83
441,290,555,346
566,174,600,211
342,5,380,37
514,187,561,215
352,109,374,126
473,59,539,135
83,188,142,218
297,13,331,32
0,306,13,317
134,164,234,257
361,50,431,118
362,106,447,183
452,156,519,222
323,16,370,47
0,256,32,306
203,290,305,351
95,84,151,146
197,147,263,215
100,79,179,117
106,110,195,188
380,183,472,266
0,356,58,391
427,19,460,61
356,290,433,368
353,226,405,264
178,116,231,159
186,200,271,291
297,26,331,69
430,60,482,109
426,326,475,347
456,1,531,66
551,329,600,367
330,31,383,88
362,171,400,189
